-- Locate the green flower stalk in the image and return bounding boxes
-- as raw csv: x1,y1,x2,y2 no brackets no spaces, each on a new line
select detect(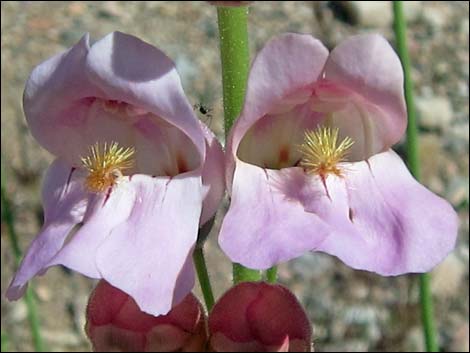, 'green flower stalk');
393,2,439,352
193,247,215,311
216,5,263,284
1,163,45,352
